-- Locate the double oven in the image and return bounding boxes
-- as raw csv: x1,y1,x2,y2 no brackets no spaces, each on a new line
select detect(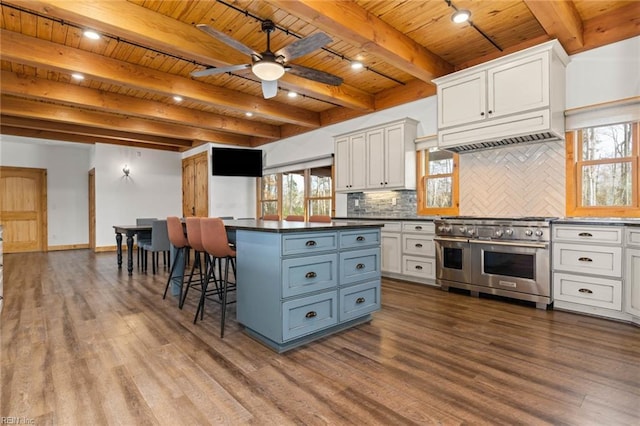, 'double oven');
434,217,552,309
